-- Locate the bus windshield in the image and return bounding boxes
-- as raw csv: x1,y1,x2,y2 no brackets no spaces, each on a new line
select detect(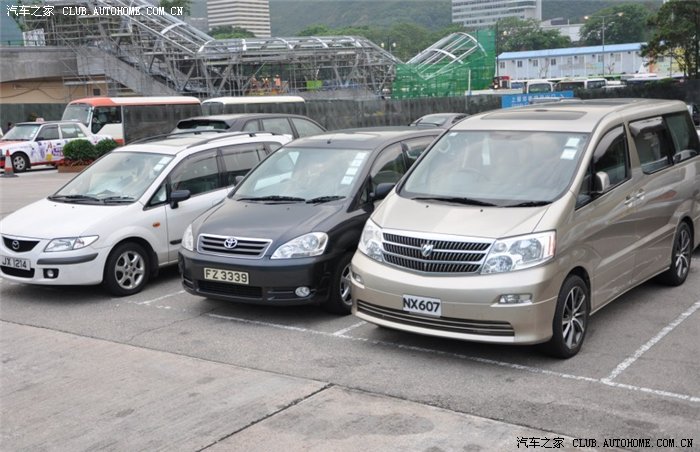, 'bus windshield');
62,103,91,125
